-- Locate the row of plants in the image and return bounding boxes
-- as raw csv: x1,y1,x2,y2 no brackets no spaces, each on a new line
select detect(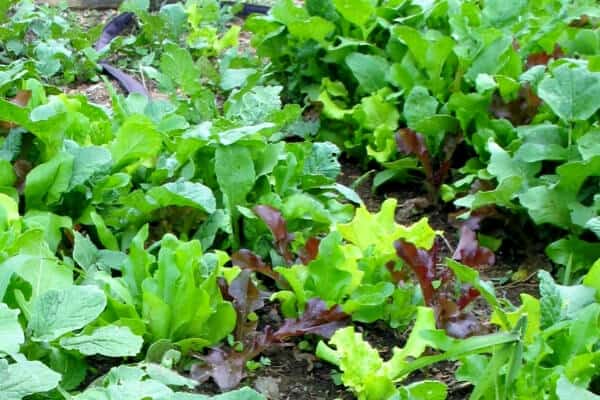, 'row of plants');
246,0,600,282
0,0,599,399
